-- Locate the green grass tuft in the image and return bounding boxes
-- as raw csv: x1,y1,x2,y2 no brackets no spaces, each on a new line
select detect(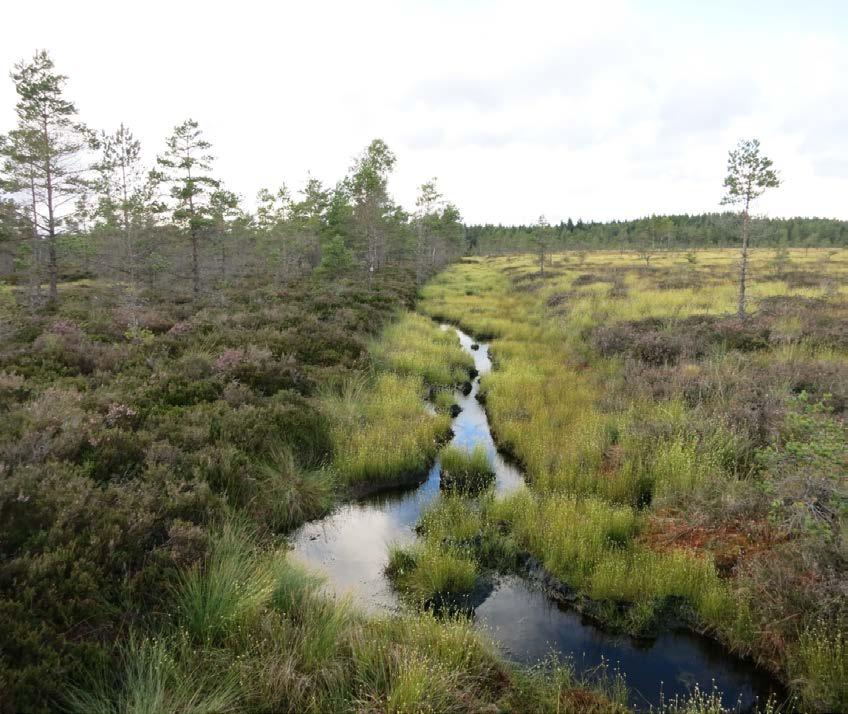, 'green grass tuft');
386,542,478,607
65,635,241,714
174,522,282,645
439,444,495,494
